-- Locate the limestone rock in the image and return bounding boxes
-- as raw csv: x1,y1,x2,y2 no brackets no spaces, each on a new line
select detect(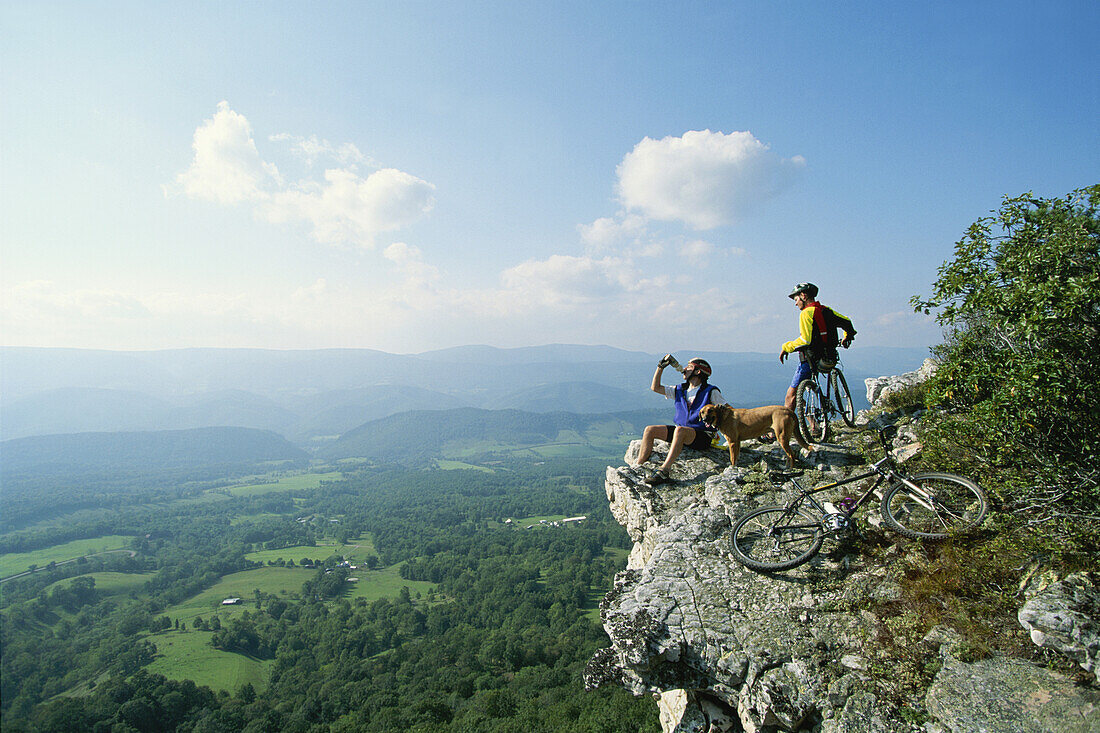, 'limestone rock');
925,641,1100,732
1018,571,1100,683
588,420,1099,733
586,438,892,732
865,358,937,406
